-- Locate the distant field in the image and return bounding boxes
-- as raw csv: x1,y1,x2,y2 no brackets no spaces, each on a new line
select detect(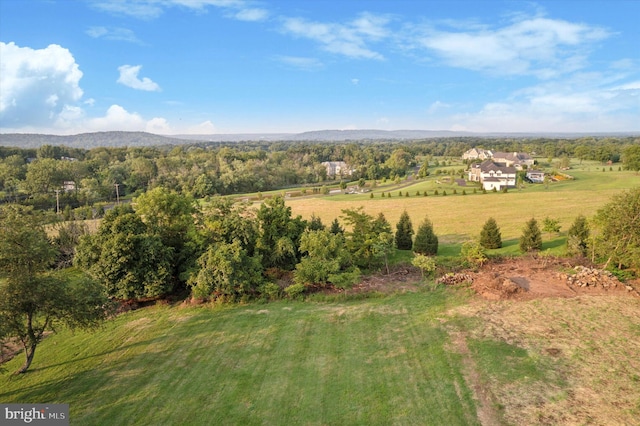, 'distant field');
286,166,639,243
